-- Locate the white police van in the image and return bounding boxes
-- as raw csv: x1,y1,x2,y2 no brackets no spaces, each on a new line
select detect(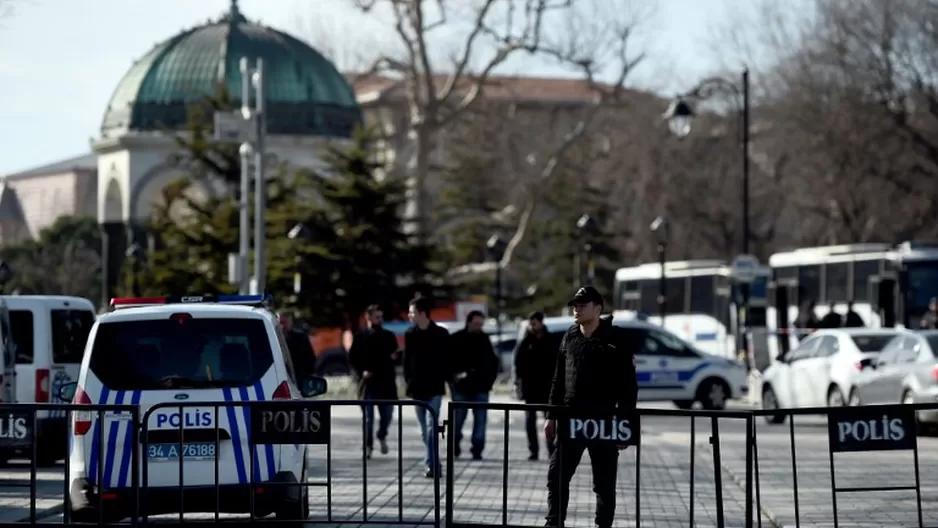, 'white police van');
58,295,328,522
524,316,748,409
